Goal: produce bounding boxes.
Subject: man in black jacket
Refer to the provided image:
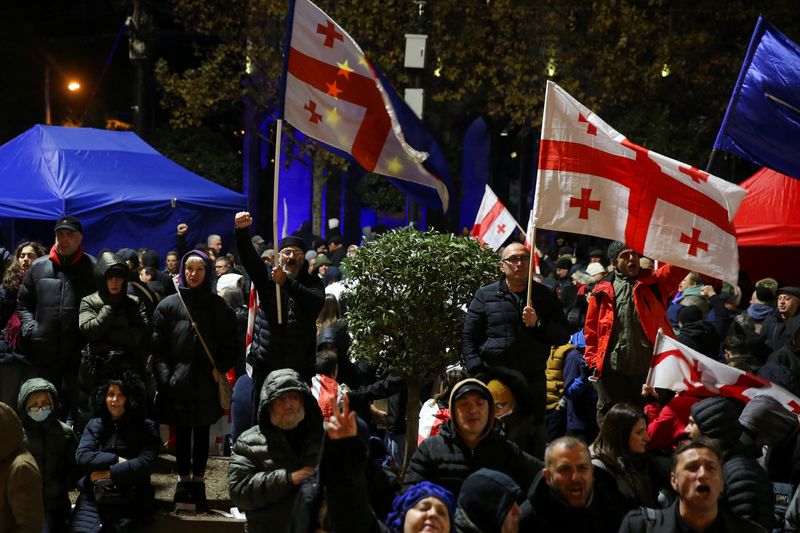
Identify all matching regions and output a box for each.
[520,436,626,533]
[463,242,569,457]
[619,438,764,533]
[18,216,96,416]
[234,212,325,423]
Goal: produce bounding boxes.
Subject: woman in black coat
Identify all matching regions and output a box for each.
[152,250,238,509]
[70,371,160,532]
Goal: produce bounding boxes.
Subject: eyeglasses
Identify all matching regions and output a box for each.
[502,255,530,265]
[280,248,304,257]
[28,404,52,412]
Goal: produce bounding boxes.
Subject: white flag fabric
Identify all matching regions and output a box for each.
[533,81,747,283]
[471,185,517,251]
[648,331,800,414]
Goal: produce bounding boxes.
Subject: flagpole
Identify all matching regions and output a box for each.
[645,328,664,389]
[526,224,536,307]
[273,119,284,324]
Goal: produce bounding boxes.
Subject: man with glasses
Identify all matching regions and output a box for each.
[463,242,569,458]
[233,212,325,423]
[584,241,686,424]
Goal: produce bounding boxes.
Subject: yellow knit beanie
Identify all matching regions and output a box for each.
[486,379,515,406]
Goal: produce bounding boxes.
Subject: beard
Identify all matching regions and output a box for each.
[270,404,306,430]
[279,259,300,280]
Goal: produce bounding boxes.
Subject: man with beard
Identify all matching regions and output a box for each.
[234,212,325,422]
[618,438,764,532]
[228,368,324,533]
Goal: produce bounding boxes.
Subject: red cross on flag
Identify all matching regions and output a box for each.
[532,81,747,283]
[282,0,449,210]
[471,185,518,251]
[648,331,800,414]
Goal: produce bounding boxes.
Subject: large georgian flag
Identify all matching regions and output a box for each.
[533,81,747,283]
[283,0,450,211]
[648,331,800,414]
[471,185,518,251]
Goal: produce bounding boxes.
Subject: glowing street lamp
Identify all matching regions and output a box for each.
[67,81,81,92]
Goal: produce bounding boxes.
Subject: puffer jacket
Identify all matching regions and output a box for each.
[404,379,539,497]
[463,278,569,418]
[0,401,43,533]
[584,264,686,377]
[723,454,776,531]
[235,229,325,380]
[16,378,77,519]
[545,343,572,410]
[71,412,160,531]
[17,246,96,383]
[228,368,324,533]
[78,253,150,422]
[152,250,238,427]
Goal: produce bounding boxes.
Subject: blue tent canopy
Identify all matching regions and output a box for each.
[0,125,247,259]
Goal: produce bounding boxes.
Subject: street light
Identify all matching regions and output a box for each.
[67,81,81,92]
[44,64,82,125]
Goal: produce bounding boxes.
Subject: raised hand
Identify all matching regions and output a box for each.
[235,211,253,229]
[327,394,357,440]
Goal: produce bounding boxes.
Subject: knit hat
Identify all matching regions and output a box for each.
[586,263,605,277]
[690,396,743,443]
[385,481,455,531]
[739,395,800,446]
[678,305,704,325]
[558,246,572,257]
[607,241,627,263]
[457,469,521,533]
[279,235,306,251]
[486,379,515,407]
[555,257,573,270]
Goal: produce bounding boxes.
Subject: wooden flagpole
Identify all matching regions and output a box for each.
[526,224,536,307]
[273,119,284,324]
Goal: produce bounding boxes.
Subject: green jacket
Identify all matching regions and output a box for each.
[0,402,43,533]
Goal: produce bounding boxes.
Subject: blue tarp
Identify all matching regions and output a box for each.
[0,125,247,259]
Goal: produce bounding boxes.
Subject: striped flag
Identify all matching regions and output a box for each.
[244,285,259,378]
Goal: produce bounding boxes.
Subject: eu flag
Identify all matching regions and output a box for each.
[714,17,800,180]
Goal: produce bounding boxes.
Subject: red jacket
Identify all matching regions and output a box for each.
[584,264,686,377]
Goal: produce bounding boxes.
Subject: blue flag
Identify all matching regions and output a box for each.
[714,17,800,180]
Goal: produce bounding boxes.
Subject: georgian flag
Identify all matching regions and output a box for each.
[648,331,800,414]
[283,0,450,211]
[532,81,747,283]
[471,185,517,251]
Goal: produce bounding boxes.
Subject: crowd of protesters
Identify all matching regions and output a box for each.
[1,214,800,533]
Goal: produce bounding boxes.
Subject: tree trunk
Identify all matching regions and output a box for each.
[402,377,422,475]
[312,152,326,237]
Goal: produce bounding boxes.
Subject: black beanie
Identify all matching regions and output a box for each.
[678,305,704,325]
[691,397,743,443]
[279,235,306,251]
[607,241,627,263]
[457,468,521,532]
[555,257,573,270]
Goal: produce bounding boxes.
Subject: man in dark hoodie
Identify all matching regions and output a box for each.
[759,316,800,397]
[455,468,522,533]
[17,215,96,417]
[404,378,539,497]
[228,368,324,533]
[234,212,325,418]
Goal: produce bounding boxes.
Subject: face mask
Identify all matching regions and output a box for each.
[28,407,51,422]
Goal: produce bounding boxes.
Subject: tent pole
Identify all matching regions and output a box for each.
[273,119,284,324]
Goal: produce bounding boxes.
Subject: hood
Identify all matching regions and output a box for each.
[257,368,320,430]
[448,378,495,442]
[570,328,586,349]
[747,303,777,321]
[0,402,24,461]
[17,377,58,418]
[739,394,799,447]
[177,250,213,291]
[94,251,129,297]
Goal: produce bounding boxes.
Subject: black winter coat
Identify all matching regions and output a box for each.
[463,278,569,417]
[403,419,539,497]
[17,248,96,382]
[677,319,721,359]
[235,229,325,379]
[152,286,238,427]
[618,501,765,533]
[71,415,160,531]
[519,467,626,533]
[723,453,775,530]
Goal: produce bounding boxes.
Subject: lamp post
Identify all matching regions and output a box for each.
[44,64,82,126]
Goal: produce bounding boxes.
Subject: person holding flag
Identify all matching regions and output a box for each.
[584,242,686,424]
[462,242,569,458]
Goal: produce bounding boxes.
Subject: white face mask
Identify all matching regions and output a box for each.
[27,407,51,423]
